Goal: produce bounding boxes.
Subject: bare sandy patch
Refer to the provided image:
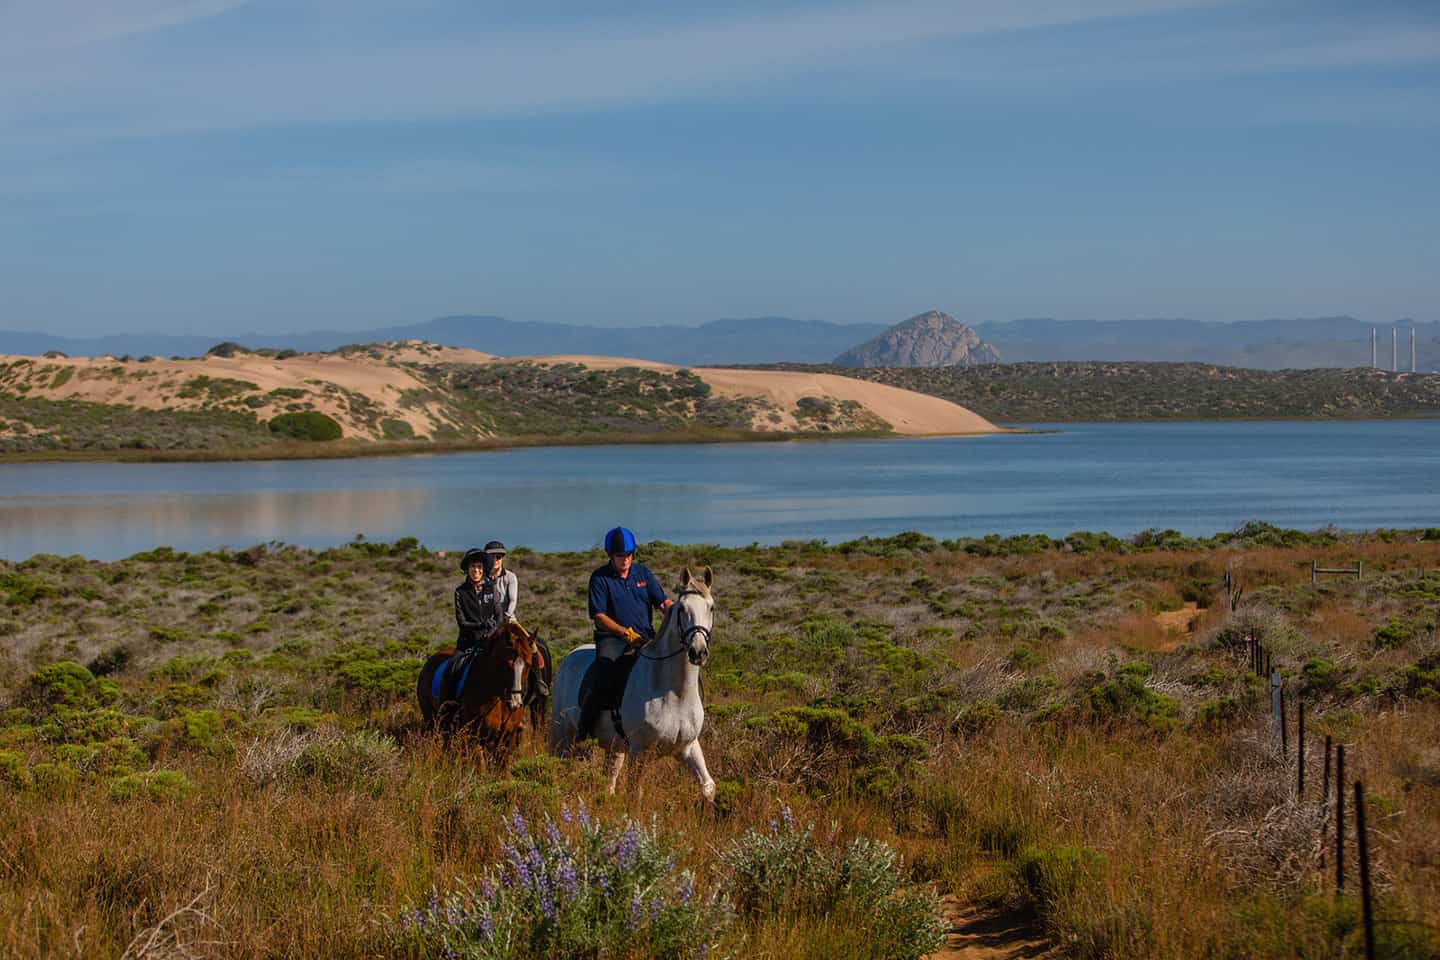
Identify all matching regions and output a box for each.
[510,354,1000,435]
[0,349,466,441]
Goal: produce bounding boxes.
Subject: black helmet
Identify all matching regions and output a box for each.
[459,547,487,571]
[483,540,507,557]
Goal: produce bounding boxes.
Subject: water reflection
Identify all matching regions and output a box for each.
[0,487,433,558]
[2,421,1438,560]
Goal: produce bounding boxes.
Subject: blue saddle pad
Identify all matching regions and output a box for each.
[431,653,478,701]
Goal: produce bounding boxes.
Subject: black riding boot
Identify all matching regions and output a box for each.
[529,639,552,700]
[576,688,601,741]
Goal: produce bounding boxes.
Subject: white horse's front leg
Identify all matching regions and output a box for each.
[604,747,626,795]
[679,740,716,803]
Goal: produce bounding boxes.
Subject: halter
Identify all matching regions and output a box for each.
[636,589,712,662]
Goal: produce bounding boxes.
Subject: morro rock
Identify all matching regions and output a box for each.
[834,310,1002,367]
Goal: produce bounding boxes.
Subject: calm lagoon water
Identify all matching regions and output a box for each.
[1,421,1438,560]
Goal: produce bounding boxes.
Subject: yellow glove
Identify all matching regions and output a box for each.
[622,627,642,646]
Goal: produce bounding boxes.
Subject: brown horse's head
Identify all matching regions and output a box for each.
[491,621,542,710]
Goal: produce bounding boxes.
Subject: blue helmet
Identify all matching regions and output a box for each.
[604,526,637,555]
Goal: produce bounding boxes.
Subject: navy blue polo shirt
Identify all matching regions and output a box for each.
[588,560,667,642]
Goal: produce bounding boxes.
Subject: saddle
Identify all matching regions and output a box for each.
[578,654,638,739]
[431,647,481,702]
[432,637,553,705]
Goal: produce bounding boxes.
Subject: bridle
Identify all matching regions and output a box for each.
[490,623,541,699]
[637,588,712,662]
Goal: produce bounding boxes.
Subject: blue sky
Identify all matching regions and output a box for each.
[2,0,1437,336]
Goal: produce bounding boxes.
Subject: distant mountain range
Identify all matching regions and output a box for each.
[0,315,887,366]
[2,313,1435,371]
[972,316,1438,370]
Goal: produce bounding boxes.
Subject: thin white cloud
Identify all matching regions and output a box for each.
[0,0,251,52]
[227,157,623,195]
[0,0,1223,144]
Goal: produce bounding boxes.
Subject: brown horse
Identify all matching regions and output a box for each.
[416,621,549,765]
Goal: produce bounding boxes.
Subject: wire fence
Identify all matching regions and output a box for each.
[1245,628,1381,959]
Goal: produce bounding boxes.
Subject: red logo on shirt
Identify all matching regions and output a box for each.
[637,581,647,587]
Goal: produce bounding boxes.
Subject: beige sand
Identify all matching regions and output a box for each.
[509,354,999,435]
[0,341,478,440]
[3,342,999,443]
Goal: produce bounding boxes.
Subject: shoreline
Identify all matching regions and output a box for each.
[4,524,1437,566]
[0,425,1018,466]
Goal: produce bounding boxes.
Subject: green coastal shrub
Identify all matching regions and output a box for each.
[268,411,342,441]
[0,750,30,788]
[1402,654,1440,701]
[1373,616,1417,650]
[380,417,415,440]
[110,769,195,802]
[1081,663,1178,730]
[719,806,945,960]
[1013,843,1106,909]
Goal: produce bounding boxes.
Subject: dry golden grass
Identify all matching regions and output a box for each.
[1,534,1438,958]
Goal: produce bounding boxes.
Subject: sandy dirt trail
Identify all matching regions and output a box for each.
[927,897,1058,960]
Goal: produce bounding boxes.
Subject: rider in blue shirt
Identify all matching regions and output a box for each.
[579,526,672,738]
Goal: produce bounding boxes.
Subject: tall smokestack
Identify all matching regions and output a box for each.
[1412,328,1417,373]
[1371,328,1376,368]
[1393,328,1398,372]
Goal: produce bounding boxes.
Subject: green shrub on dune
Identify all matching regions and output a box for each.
[268,411,343,441]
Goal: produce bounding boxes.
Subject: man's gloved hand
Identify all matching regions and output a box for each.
[622,626,642,646]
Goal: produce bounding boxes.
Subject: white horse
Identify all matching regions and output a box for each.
[550,566,716,802]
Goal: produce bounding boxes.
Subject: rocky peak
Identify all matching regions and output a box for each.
[833,310,1001,368]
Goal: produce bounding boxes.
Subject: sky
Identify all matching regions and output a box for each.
[1,0,1438,336]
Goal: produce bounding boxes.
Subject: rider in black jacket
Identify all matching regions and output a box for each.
[454,542,517,653]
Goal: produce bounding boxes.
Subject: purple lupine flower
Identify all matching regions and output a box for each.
[428,890,440,913]
[615,824,640,867]
[480,878,495,900]
[561,802,573,825]
[478,912,493,941]
[678,875,694,904]
[510,807,529,839]
[557,857,579,899]
[501,843,519,865]
[577,799,591,829]
[780,804,794,831]
[628,892,644,931]
[649,897,664,920]
[768,818,778,835]
[513,856,533,890]
[546,819,563,845]
[540,884,557,922]
[599,871,612,894]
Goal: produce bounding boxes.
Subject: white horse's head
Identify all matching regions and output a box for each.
[675,566,714,666]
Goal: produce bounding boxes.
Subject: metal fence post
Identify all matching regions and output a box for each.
[1356,781,1376,960]
[1270,671,1284,755]
[1297,702,1305,796]
[1320,736,1332,868]
[1335,745,1346,893]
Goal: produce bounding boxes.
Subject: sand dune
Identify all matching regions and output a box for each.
[0,341,483,440]
[2,342,999,443]
[508,355,999,435]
